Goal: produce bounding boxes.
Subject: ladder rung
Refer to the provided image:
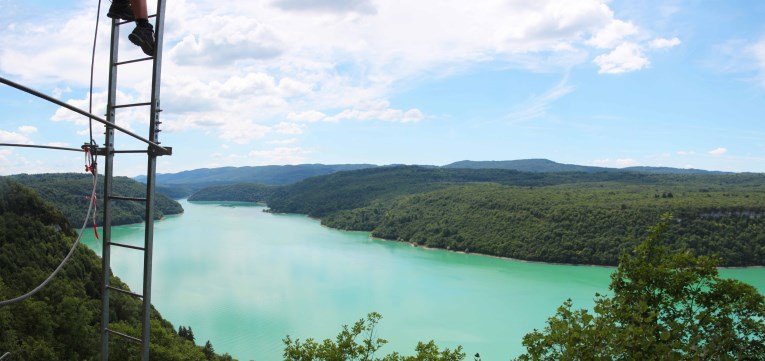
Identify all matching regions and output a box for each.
[116,14,157,26]
[113,102,151,109]
[109,195,147,202]
[115,56,154,66]
[108,242,145,251]
[113,150,149,154]
[106,328,142,343]
[106,285,143,298]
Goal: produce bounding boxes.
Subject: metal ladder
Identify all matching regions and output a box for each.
[99,1,169,360]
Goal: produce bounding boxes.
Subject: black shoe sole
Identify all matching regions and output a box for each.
[107,11,135,21]
[128,33,155,56]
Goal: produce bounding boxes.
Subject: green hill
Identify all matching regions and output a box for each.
[324,183,765,266]
[444,159,726,174]
[9,173,184,227]
[188,183,275,202]
[265,165,739,217]
[0,179,233,360]
[137,164,377,198]
[263,166,765,266]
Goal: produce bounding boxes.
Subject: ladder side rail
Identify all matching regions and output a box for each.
[100,17,121,361]
[141,1,167,359]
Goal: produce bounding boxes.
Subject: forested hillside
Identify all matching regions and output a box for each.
[265,166,765,266]
[0,179,233,360]
[265,165,684,217]
[9,173,183,227]
[188,183,275,202]
[443,159,724,174]
[137,164,377,198]
[323,183,765,266]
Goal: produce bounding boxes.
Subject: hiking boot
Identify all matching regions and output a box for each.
[107,0,134,21]
[128,23,156,56]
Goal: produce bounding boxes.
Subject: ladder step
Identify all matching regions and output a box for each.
[113,102,151,109]
[115,56,154,66]
[116,14,157,26]
[106,328,142,343]
[113,150,149,154]
[106,285,143,298]
[109,195,147,202]
[108,242,146,251]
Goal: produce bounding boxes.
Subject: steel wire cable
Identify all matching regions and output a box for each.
[0,0,104,307]
[0,165,99,306]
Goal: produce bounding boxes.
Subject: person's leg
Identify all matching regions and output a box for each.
[128,0,155,56]
[129,0,149,20]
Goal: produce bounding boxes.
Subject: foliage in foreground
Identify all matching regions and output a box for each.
[0,179,232,360]
[283,313,465,361]
[517,214,765,360]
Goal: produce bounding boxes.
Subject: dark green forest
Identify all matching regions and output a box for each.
[188,183,275,202]
[444,159,727,174]
[8,173,184,227]
[193,166,765,266]
[0,179,233,360]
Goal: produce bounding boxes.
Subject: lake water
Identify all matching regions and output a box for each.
[80,200,765,360]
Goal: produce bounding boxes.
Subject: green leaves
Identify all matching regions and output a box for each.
[517,215,765,360]
[284,313,465,361]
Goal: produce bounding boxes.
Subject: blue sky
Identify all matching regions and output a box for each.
[1,0,764,176]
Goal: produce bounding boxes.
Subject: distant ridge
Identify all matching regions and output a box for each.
[444,159,730,174]
[136,163,377,197]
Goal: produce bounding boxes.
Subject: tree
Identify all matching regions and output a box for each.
[178,325,195,343]
[203,340,215,360]
[518,214,765,360]
[283,312,465,361]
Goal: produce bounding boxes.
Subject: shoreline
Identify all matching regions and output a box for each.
[256,203,765,270]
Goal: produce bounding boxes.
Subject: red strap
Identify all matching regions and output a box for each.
[84,147,99,239]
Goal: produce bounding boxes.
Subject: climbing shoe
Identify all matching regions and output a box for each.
[128,23,156,56]
[107,0,134,21]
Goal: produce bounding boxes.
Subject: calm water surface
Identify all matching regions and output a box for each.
[81,200,765,360]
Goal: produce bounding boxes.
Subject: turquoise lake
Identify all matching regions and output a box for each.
[81,200,765,360]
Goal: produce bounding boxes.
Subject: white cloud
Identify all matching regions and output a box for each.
[708,147,727,156]
[218,121,272,144]
[274,122,305,135]
[287,110,327,123]
[18,125,37,134]
[169,16,284,66]
[593,42,649,74]
[751,38,765,86]
[1,0,680,147]
[272,0,376,14]
[0,129,32,144]
[249,146,311,164]
[324,100,425,123]
[289,101,425,123]
[676,150,695,156]
[586,19,638,49]
[593,158,639,167]
[650,37,681,49]
[507,76,574,122]
[268,138,299,145]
